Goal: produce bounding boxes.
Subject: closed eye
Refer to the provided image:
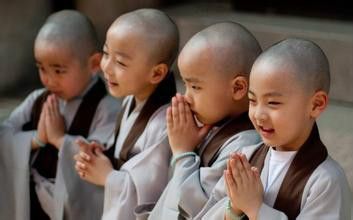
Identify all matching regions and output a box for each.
[268,101,281,105]
[54,69,67,74]
[191,85,201,90]
[116,60,127,67]
[103,50,109,56]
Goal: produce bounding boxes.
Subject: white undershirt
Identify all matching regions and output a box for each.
[114,97,147,158]
[264,147,297,206]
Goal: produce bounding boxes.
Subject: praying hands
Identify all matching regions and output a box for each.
[225,153,263,220]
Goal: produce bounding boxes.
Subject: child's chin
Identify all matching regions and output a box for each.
[262,138,279,147]
[109,90,124,98]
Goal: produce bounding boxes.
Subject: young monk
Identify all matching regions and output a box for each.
[0,10,119,220]
[144,22,262,220]
[73,8,179,220]
[201,38,352,220]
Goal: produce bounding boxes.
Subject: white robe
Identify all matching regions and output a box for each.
[101,96,172,220]
[197,143,353,220]
[146,125,261,220]
[0,77,119,220]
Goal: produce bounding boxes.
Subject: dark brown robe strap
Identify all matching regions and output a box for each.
[23,78,107,220]
[201,112,254,167]
[107,71,176,170]
[24,77,107,178]
[249,123,328,220]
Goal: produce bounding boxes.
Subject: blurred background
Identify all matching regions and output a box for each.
[1,0,353,189]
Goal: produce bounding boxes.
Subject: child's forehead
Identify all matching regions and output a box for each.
[250,62,304,94]
[35,40,81,64]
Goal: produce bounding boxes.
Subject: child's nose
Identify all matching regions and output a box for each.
[101,57,113,76]
[44,74,56,88]
[254,107,267,122]
[183,89,193,105]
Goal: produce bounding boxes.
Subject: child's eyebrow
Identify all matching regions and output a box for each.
[248,90,283,97]
[184,77,202,83]
[114,51,131,60]
[50,64,66,68]
[263,92,283,97]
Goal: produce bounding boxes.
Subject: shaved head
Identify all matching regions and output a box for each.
[253,38,330,93]
[35,10,98,63]
[179,22,262,78]
[110,8,179,66]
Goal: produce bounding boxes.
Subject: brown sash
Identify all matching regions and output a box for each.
[23,78,107,220]
[22,78,107,178]
[249,123,328,220]
[201,112,254,167]
[105,71,176,170]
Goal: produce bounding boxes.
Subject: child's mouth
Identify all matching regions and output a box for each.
[107,80,119,87]
[259,125,275,137]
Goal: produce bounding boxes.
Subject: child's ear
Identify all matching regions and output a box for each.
[150,63,169,84]
[310,90,328,119]
[88,52,103,75]
[231,75,248,101]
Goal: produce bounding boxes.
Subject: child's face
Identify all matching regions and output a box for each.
[34,40,92,100]
[178,53,237,125]
[100,26,155,100]
[248,62,314,150]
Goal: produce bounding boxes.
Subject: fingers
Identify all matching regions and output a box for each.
[184,99,195,123]
[77,151,91,162]
[78,171,86,178]
[91,141,104,151]
[167,106,173,131]
[75,160,88,179]
[224,170,232,196]
[225,160,237,196]
[171,97,179,126]
[229,154,245,186]
[46,95,54,119]
[51,95,60,117]
[94,147,103,156]
[251,166,260,179]
[46,95,60,118]
[239,154,252,180]
[75,138,91,152]
[176,93,187,124]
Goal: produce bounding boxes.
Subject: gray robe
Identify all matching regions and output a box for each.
[146,126,261,220]
[197,143,353,220]
[0,78,119,220]
[101,96,172,220]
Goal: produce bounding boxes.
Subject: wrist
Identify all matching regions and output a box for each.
[52,135,64,149]
[227,199,244,217]
[32,132,46,149]
[246,203,261,220]
[172,149,191,156]
[170,151,197,168]
[100,168,114,186]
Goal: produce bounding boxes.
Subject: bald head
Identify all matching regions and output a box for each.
[254,38,330,93]
[110,8,179,66]
[179,22,262,78]
[35,10,98,63]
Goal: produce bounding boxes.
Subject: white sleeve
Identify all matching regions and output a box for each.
[0,89,45,220]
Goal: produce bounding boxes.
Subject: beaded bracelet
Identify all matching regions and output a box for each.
[33,132,46,148]
[170,152,197,168]
[226,199,246,220]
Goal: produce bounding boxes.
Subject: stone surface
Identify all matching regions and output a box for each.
[164,3,353,103]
